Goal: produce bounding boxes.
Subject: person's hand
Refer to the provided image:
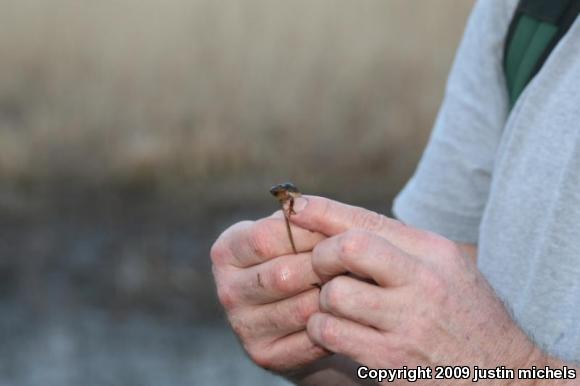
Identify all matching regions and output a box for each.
[210,212,330,374]
[288,196,544,382]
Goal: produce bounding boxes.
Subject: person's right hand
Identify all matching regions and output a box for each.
[210,212,330,373]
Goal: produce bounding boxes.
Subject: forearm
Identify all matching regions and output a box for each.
[283,355,376,386]
[489,341,579,386]
[456,243,580,385]
[530,354,579,386]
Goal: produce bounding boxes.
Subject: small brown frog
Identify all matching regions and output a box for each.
[269,182,302,254]
[270,183,321,289]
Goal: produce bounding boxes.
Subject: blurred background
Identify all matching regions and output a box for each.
[0,1,474,385]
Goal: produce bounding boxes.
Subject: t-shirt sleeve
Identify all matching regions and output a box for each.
[392,0,516,243]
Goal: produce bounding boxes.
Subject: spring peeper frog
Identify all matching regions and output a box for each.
[269,182,302,254]
[270,183,321,289]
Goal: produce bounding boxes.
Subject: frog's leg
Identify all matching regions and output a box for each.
[285,213,297,254]
[288,197,296,215]
[281,202,297,254]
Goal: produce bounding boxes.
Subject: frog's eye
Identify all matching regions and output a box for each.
[283,183,299,192]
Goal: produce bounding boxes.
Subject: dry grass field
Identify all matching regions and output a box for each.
[0,1,475,384]
[0,0,473,208]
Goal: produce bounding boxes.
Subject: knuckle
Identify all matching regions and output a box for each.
[228,313,249,340]
[270,261,295,293]
[211,220,253,266]
[354,210,386,232]
[338,230,369,258]
[210,238,230,266]
[216,282,238,310]
[292,294,318,325]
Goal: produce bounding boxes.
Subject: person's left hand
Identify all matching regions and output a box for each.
[288,195,544,381]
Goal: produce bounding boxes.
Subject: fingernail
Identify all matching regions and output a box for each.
[306,313,325,342]
[293,197,308,212]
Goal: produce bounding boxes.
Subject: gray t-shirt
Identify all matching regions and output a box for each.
[393,0,580,363]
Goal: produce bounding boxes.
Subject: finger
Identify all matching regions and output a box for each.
[223,252,322,305]
[213,217,325,268]
[307,312,387,368]
[250,330,330,372]
[319,275,403,331]
[289,195,432,257]
[228,288,319,341]
[268,209,286,220]
[312,230,419,287]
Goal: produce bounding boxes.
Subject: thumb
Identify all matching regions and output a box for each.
[290,195,402,238]
[291,195,445,263]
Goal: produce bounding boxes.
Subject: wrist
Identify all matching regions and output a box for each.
[516,345,549,386]
[512,345,578,386]
[533,355,578,386]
